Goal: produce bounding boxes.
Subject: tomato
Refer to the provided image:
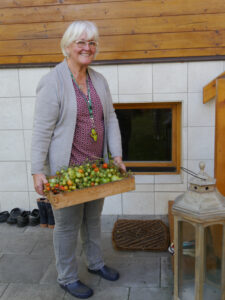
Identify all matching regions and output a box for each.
[92,163,97,169]
[102,163,108,169]
[67,180,73,186]
[94,167,99,172]
[78,169,84,174]
[91,182,95,186]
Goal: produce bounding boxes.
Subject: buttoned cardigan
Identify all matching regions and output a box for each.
[31,59,122,176]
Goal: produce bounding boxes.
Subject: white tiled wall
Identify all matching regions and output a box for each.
[0,61,224,214]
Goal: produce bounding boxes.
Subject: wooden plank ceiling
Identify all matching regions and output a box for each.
[0,0,225,65]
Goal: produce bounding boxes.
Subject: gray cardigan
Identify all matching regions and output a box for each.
[31,59,122,176]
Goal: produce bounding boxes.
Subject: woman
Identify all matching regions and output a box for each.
[31,21,126,299]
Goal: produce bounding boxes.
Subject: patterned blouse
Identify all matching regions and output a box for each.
[69,74,104,166]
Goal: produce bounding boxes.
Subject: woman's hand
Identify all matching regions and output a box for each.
[33,173,48,196]
[113,156,126,173]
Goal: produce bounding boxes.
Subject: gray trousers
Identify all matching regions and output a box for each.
[52,198,104,285]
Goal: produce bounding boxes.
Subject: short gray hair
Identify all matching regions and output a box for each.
[61,21,99,57]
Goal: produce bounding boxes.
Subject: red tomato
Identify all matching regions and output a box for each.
[92,163,97,169]
[94,167,99,172]
[102,163,108,169]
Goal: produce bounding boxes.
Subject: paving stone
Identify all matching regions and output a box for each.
[161,256,174,287]
[30,239,54,257]
[98,256,160,288]
[0,254,52,283]
[40,257,100,287]
[0,283,65,300]
[0,223,26,234]
[0,232,38,254]
[0,284,8,297]
[101,215,118,233]
[129,287,174,300]
[64,286,129,300]
[24,226,53,240]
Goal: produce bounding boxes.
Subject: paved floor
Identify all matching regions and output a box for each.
[0,215,174,300]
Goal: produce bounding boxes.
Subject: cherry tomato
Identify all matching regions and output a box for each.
[94,167,99,172]
[92,163,97,169]
[102,163,108,169]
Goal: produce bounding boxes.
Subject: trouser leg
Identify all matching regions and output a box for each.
[52,204,84,285]
[80,198,105,270]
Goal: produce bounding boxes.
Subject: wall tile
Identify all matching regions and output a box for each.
[153,93,187,127]
[0,162,28,191]
[102,194,122,215]
[153,63,187,93]
[0,69,20,97]
[111,94,119,103]
[91,65,118,95]
[0,131,25,161]
[182,127,188,160]
[19,68,50,97]
[188,61,223,92]
[187,159,215,178]
[122,192,154,214]
[29,192,42,210]
[188,93,215,126]
[0,98,23,129]
[188,127,214,159]
[26,162,34,191]
[118,64,152,94]
[135,184,154,192]
[155,192,183,215]
[155,182,187,192]
[24,130,32,161]
[155,174,183,184]
[134,175,154,184]
[119,94,153,103]
[21,98,36,129]
[0,192,29,211]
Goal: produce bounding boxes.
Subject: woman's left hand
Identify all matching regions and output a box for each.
[113,156,126,173]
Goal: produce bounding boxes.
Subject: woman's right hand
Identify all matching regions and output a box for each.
[32,173,48,195]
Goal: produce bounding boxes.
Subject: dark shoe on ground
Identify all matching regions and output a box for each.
[17,211,31,227]
[60,280,93,299]
[7,208,22,225]
[88,265,119,281]
[46,202,55,229]
[37,198,48,228]
[29,209,40,226]
[0,211,10,223]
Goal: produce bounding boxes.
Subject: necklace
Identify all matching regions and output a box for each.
[70,71,98,142]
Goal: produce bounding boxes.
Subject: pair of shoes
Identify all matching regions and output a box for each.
[0,211,10,223]
[17,211,30,227]
[16,210,40,227]
[88,265,119,281]
[7,208,22,225]
[60,280,93,299]
[37,198,55,228]
[29,209,40,226]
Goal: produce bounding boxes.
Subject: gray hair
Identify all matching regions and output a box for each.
[61,21,99,57]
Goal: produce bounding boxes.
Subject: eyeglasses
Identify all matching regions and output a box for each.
[75,40,98,49]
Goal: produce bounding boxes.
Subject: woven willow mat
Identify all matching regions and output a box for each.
[112,219,170,251]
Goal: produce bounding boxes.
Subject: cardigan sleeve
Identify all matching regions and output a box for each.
[103,78,123,158]
[31,71,60,174]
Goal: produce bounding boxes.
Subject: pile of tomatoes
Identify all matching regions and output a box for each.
[44,160,127,195]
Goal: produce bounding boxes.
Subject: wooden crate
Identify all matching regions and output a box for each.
[48,175,135,209]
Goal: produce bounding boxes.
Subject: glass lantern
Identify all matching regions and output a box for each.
[172,162,225,300]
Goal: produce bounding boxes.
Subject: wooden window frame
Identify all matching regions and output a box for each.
[113,102,181,174]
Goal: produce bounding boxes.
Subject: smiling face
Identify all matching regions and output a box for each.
[66,32,97,68]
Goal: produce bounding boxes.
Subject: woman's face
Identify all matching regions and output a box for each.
[66,32,97,67]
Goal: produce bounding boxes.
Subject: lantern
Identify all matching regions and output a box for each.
[172,162,225,300]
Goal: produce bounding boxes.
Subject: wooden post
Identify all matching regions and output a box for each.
[195,224,205,300]
[215,78,225,196]
[222,224,225,300]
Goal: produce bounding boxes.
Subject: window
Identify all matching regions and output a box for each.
[114,102,181,173]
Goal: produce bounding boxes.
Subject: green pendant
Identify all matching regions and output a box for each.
[91,128,98,142]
